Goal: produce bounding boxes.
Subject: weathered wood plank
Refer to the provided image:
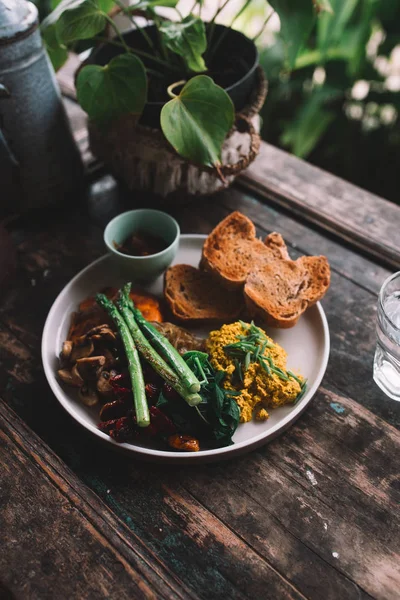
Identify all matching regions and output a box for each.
[1,162,400,600]
[0,394,307,600]
[240,143,400,270]
[3,328,397,600]
[0,400,194,600]
[0,283,399,599]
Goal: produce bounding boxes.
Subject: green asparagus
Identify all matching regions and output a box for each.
[124,285,201,394]
[96,294,150,427]
[117,286,201,407]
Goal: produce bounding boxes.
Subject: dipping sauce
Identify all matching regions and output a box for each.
[114,230,167,257]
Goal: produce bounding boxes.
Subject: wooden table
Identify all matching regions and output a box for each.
[1,70,400,599]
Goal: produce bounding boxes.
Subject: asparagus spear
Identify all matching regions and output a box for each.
[117,287,201,407]
[96,294,150,427]
[122,284,201,394]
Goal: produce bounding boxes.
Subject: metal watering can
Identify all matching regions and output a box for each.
[0,0,84,214]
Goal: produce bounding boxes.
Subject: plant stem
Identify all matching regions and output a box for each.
[208,0,252,63]
[229,0,252,28]
[167,80,186,98]
[252,9,274,42]
[206,0,231,59]
[104,14,131,52]
[210,0,231,24]
[94,35,180,72]
[188,0,199,15]
[151,10,170,62]
[113,0,160,58]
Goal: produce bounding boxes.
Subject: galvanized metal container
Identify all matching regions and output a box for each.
[0,0,84,214]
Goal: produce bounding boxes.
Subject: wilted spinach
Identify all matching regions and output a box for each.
[157,351,240,448]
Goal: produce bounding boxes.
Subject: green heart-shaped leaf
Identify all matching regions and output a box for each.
[269,0,316,69]
[160,75,234,168]
[160,16,207,72]
[76,53,147,125]
[42,0,86,30]
[42,23,68,71]
[56,0,106,43]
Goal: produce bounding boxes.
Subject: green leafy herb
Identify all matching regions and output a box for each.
[160,16,207,72]
[76,53,147,126]
[224,321,304,394]
[293,379,308,404]
[157,351,240,447]
[160,75,234,170]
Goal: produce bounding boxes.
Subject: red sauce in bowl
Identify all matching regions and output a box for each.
[114,230,167,257]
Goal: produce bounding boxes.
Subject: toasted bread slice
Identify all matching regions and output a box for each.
[244,256,331,328]
[164,264,244,323]
[201,212,289,290]
[263,231,291,260]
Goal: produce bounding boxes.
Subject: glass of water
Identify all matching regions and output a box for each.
[374,271,400,400]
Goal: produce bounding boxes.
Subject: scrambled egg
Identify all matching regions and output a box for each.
[206,322,302,423]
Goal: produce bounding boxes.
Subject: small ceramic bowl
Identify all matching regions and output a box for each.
[104,209,180,281]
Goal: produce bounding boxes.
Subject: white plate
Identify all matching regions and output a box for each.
[42,234,330,463]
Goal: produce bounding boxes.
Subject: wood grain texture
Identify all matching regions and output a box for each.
[0,400,193,600]
[1,178,400,599]
[240,143,400,270]
[2,100,400,599]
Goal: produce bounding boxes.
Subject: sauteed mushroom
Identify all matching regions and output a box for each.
[70,339,94,362]
[71,364,84,387]
[76,356,106,380]
[60,340,73,363]
[102,348,116,369]
[57,368,80,387]
[78,386,99,406]
[96,370,113,397]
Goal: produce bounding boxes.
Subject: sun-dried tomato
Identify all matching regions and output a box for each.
[149,406,176,435]
[162,383,180,402]
[99,399,127,421]
[145,382,160,403]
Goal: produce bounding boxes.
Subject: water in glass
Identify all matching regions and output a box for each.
[374,272,400,401]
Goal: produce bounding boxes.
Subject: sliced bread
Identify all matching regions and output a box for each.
[244,255,331,328]
[201,212,286,290]
[164,264,244,323]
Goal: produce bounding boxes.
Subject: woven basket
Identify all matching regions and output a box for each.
[88,66,267,198]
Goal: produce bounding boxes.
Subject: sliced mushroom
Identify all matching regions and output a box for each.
[96,370,113,397]
[58,368,81,387]
[78,386,99,406]
[60,341,73,364]
[70,339,94,362]
[71,364,84,387]
[88,324,116,343]
[101,348,116,369]
[76,355,106,381]
[76,324,116,346]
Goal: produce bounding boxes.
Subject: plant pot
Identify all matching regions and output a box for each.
[85,24,259,128]
[84,24,266,198]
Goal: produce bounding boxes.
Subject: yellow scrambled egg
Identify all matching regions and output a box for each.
[206,322,302,423]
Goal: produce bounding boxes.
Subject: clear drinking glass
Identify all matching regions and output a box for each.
[374,271,400,400]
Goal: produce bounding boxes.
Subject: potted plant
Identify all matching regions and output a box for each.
[41,0,330,197]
